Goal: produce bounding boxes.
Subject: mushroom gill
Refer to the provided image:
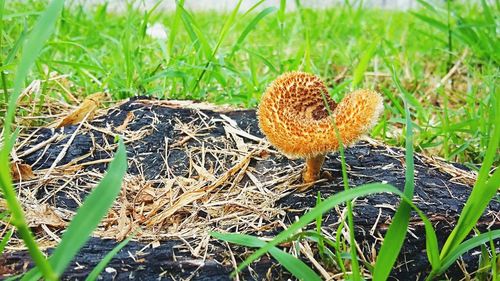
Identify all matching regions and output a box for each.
[258,71,383,185]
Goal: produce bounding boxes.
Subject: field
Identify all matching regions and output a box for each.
[0,0,499,280]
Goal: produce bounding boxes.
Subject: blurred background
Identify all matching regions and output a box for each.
[80,0,421,11]
[2,0,498,167]
[77,0,486,11]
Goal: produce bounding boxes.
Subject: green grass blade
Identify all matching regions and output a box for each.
[21,139,127,280]
[440,92,500,258]
[4,0,64,138]
[0,227,14,253]
[278,0,286,22]
[49,139,127,274]
[438,230,500,275]
[211,232,322,281]
[241,0,266,17]
[440,167,500,260]
[178,5,216,94]
[179,6,212,61]
[490,238,497,280]
[243,48,278,73]
[315,192,325,261]
[416,0,438,13]
[376,75,440,274]
[85,233,135,281]
[167,0,184,63]
[0,0,4,34]
[480,0,495,28]
[381,87,404,116]
[191,0,245,93]
[339,145,361,279]
[334,220,347,275]
[373,79,420,280]
[474,92,499,190]
[0,0,4,101]
[352,41,377,88]
[0,1,65,279]
[389,65,426,122]
[323,89,361,280]
[230,7,277,56]
[233,183,401,274]
[232,182,441,277]
[411,12,448,33]
[214,0,242,54]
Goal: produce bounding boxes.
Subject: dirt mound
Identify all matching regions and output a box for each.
[1,98,498,280]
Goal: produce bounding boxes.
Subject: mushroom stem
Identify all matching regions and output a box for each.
[303,154,326,183]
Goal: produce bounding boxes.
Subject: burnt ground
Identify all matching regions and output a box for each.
[1,98,499,280]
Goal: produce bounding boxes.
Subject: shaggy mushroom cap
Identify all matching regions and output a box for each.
[258,71,383,159]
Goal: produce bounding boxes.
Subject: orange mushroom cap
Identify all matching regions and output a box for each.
[258,72,383,159]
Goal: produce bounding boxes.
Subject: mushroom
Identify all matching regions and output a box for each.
[257,71,383,186]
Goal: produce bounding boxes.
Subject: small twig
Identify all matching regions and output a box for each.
[370,208,382,236]
[226,241,241,281]
[43,113,90,179]
[17,133,60,158]
[300,240,332,280]
[54,78,78,103]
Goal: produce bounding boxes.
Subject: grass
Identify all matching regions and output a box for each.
[1,1,129,279]
[373,71,417,280]
[0,0,497,167]
[0,0,499,280]
[1,0,66,279]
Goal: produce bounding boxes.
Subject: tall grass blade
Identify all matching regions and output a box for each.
[244,48,278,73]
[337,132,361,280]
[49,139,127,274]
[22,139,128,279]
[211,232,322,281]
[278,0,286,22]
[233,182,440,276]
[214,0,242,54]
[411,13,448,33]
[179,6,212,60]
[0,0,4,38]
[490,238,497,280]
[315,192,326,261]
[322,89,360,280]
[373,68,435,280]
[277,0,286,72]
[352,41,377,88]
[438,230,500,276]
[5,28,28,65]
[241,0,266,17]
[167,0,185,63]
[0,1,65,279]
[389,65,426,122]
[480,0,495,31]
[0,0,5,101]
[178,5,214,94]
[3,0,64,138]
[440,92,500,258]
[191,0,245,93]
[230,7,277,56]
[0,228,14,254]
[439,168,500,261]
[414,1,498,63]
[416,0,438,13]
